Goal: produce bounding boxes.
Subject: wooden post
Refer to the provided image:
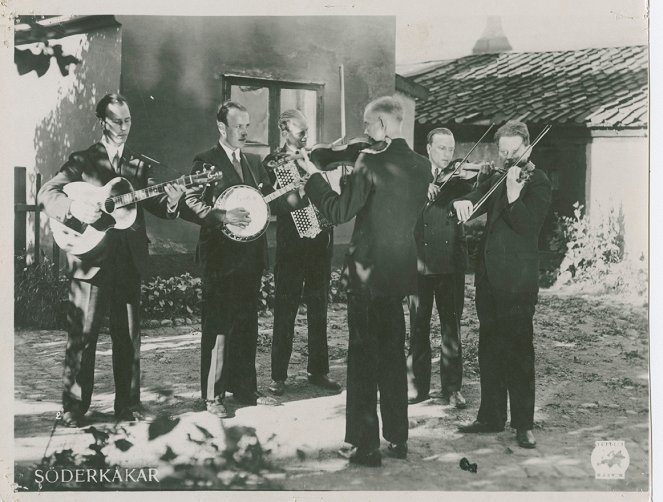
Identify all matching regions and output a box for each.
[14,167,26,257]
[34,173,41,264]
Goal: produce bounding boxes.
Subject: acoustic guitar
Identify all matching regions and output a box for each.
[49,166,221,261]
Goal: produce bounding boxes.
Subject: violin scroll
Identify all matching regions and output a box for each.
[503,159,536,183]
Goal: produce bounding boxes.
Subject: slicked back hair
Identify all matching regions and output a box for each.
[95,93,129,120]
[217,101,248,126]
[426,127,454,145]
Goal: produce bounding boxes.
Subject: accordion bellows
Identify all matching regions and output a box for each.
[273,160,332,239]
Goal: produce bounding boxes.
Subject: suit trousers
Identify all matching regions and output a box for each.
[200,265,263,401]
[271,244,331,382]
[345,293,409,450]
[475,278,537,430]
[62,241,141,415]
[408,272,465,397]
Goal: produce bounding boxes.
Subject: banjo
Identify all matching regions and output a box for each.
[50,167,221,262]
[214,181,301,242]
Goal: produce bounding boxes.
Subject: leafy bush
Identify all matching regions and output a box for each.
[329,268,349,303]
[141,274,202,320]
[555,203,624,285]
[551,202,645,298]
[14,255,68,329]
[14,258,353,328]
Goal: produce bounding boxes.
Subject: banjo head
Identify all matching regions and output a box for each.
[214,185,270,242]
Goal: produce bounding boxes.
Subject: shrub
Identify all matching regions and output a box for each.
[14,255,68,329]
[555,202,624,285]
[15,261,352,328]
[329,268,349,303]
[552,202,645,298]
[141,273,202,320]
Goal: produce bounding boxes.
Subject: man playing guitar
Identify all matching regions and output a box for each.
[38,93,185,427]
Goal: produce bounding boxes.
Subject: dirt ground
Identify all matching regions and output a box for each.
[13,277,650,493]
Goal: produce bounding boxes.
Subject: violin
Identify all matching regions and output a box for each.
[435,159,500,184]
[451,124,552,222]
[265,136,390,171]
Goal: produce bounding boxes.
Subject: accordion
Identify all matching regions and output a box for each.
[272,160,332,239]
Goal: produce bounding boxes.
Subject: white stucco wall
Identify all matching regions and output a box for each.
[11,26,122,261]
[395,91,416,148]
[586,132,648,260]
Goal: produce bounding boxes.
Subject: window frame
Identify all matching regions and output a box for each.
[220,74,325,150]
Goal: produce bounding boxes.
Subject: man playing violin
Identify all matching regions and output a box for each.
[452,121,552,449]
[408,128,473,408]
[263,110,340,397]
[300,96,430,467]
[38,93,185,427]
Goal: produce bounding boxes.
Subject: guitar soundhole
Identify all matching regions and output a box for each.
[104,198,116,213]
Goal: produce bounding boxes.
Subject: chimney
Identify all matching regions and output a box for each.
[472,16,512,54]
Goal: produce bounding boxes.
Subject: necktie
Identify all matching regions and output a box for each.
[112,152,120,174]
[232,151,244,182]
[433,167,441,182]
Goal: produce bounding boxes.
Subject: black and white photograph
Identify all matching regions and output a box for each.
[2,0,656,499]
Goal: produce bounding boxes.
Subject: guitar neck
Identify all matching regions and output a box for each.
[264,183,299,203]
[111,177,192,208]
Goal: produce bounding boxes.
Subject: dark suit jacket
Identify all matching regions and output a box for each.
[263,146,333,261]
[305,138,430,297]
[182,144,290,275]
[415,174,473,275]
[462,168,552,293]
[38,142,176,280]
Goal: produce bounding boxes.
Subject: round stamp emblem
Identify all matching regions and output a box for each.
[591,440,630,479]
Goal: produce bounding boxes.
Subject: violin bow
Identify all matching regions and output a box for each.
[427,123,495,208]
[460,124,552,222]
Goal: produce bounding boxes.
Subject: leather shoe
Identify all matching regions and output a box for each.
[308,374,341,392]
[516,429,537,448]
[268,380,285,396]
[408,394,430,404]
[114,409,137,422]
[386,442,408,459]
[60,411,83,428]
[457,420,504,433]
[129,403,153,421]
[205,397,229,418]
[349,448,382,467]
[449,391,467,409]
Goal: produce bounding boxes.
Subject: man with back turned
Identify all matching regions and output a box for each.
[300,96,430,466]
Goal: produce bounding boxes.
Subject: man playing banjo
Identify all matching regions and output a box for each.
[183,101,296,417]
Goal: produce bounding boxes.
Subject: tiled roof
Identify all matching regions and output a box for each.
[408,46,648,129]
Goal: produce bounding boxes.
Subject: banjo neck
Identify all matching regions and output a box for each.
[263,182,299,203]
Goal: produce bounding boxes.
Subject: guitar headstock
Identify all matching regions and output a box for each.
[190,164,223,185]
